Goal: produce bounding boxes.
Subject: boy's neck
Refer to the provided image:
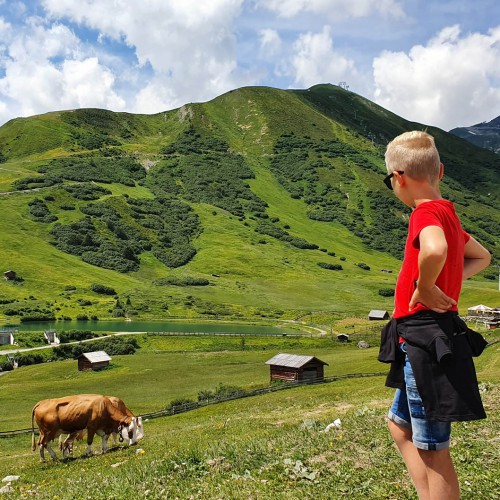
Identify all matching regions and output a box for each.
[407,181,443,208]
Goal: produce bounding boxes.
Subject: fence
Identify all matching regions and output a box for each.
[146,331,307,338]
[0,371,385,438]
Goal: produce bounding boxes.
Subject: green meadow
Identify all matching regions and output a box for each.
[0,84,499,498]
[0,333,499,499]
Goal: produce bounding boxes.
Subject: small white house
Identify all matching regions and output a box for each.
[0,331,15,345]
[44,330,60,345]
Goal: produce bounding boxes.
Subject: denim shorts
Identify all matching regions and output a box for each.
[387,345,451,451]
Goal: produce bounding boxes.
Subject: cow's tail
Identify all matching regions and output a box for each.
[31,405,37,452]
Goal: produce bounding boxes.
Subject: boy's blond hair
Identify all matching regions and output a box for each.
[385,131,441,182]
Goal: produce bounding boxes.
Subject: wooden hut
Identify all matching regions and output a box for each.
[77,351,111,371]
[265,353,328,384]
[368,309,390,321]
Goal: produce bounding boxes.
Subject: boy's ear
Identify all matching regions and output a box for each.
[394,171,405,188]
[439,163,444,180]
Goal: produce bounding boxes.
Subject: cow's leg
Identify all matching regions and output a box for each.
[86,430,96,456]
[37,435,45,461]
[45,441,58,461]
[38,432,58,461]
[96,429,107,454]
[62,437,71,459]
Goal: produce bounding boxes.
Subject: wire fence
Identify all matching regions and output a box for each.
[0,371,385,438]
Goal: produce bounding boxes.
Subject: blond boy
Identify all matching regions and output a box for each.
[381,131,491,500]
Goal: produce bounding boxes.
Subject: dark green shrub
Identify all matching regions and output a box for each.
[318,262,343,271]
[165,398,195,411]
[378,288,395,297]
[58,330,97,343]
[90,284,117,295]
[20,312,56,322]
[17,352,45,366]
[0,360,13,372]
[28,198,58,223]
[155,277,210,286]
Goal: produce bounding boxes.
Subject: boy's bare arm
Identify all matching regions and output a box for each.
[463,236,491,280]
[409,225,457,313]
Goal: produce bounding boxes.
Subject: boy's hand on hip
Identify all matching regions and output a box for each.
[409,285,457,313]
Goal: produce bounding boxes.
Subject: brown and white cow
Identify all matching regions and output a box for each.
[31,394,141,461]
[58,396,144,456]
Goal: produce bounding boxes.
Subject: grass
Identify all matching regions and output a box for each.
[0,334,498,499]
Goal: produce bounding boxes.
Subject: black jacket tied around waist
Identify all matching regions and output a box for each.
[378,311,487,422]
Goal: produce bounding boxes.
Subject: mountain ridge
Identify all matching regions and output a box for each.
[450,115,500,155]
[0,84,498,323]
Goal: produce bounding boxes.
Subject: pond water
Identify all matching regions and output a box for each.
[2,319,299,335]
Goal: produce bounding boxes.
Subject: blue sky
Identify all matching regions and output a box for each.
[0,0,499,129]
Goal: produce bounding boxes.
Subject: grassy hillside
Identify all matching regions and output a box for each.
[0,85,498,325]
[0,334,499,499]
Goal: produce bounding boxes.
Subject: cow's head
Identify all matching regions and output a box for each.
[118,417,142,445]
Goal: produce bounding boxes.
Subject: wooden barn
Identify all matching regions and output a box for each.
[266,353,328,384]
[77,351,111,371]
[368,309,390,321]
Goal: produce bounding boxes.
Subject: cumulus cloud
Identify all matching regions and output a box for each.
[41,0,249,111]
[255,0,404,20]
[285,26,359,89]
[0,16,125,122]
[373,25,500,129]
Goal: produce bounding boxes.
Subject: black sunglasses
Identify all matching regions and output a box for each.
[383,170,405,190]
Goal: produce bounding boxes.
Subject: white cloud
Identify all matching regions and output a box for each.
[40,0,248,111]
[0,17,125,120]
[285,26,359,89]
[373,25,500,129]
[258,28,282,57]
[255,0,404,20]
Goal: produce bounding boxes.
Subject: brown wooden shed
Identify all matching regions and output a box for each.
[77,351,111,371]
[265,353,328,384]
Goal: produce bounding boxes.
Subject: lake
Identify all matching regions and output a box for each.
[2,319,300,335]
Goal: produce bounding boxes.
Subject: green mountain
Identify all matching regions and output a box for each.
[0,84,498,323]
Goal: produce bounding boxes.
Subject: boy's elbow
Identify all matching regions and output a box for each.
[425,243,447,262]
[484,251,492,267]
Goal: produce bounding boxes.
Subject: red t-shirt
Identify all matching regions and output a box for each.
[393,199,470,319]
